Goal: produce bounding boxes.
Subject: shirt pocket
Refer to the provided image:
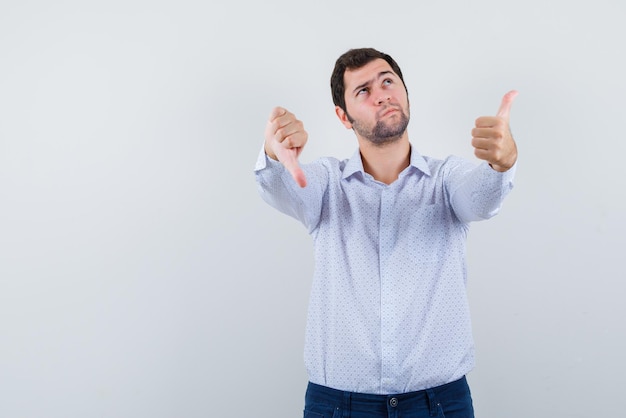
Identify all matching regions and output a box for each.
[405,204,444,263]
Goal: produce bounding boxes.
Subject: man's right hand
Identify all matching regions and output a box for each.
[264,106,308,188]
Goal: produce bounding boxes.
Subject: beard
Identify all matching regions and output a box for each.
[349,106,410,146]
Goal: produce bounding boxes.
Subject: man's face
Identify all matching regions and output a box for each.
[338,58,410,146]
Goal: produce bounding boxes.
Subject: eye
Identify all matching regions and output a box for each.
[382,78,393,86]
[357,87,369,96]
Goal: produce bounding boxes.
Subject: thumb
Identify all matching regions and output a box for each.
[496,90,519,120]
[268,106,287,122]
[277,147,307,188]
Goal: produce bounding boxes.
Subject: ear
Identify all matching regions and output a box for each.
[335,106,353,129]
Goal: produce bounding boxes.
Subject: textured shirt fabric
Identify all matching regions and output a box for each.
[254,145,515,395]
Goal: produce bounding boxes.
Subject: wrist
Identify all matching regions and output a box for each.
[264,143,278,161]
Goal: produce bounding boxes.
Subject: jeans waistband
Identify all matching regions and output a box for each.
[305,376,468,415]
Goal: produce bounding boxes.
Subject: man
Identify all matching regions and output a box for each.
[254,48,517,418]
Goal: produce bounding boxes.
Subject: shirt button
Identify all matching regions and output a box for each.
[389,397,398,407]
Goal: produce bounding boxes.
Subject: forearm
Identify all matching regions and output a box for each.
[254,149,326,231]
[449,160,516,223]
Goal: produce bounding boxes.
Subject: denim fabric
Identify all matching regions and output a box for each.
[303,376,474,418]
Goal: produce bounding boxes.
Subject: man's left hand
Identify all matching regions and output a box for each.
[471,90,518,172]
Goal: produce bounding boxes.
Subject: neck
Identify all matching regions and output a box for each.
[358,136,411,185]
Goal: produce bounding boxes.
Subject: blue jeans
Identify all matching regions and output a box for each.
[303,376,474,418]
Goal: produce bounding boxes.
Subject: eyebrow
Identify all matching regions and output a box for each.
[351,71,395,95]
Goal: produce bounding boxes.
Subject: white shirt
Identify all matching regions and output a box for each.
[254,145,515,394]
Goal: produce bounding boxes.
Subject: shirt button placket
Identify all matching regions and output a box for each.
[379,187,395,392]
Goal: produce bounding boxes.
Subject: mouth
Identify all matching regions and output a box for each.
[379,107,400,118]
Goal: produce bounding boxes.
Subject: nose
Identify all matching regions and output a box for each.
[375,91,391,105]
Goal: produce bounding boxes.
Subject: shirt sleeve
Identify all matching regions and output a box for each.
[445,157,516,224]
[254,145,329,233]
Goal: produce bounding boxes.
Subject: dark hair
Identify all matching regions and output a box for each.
[330,48,407,113]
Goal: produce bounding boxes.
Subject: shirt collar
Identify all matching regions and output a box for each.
[342,145,432,180]
[342,148,366,180]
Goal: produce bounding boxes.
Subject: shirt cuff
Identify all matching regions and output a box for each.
[254,144,284,172]
[494,160,517,183]
[483,160,517,182]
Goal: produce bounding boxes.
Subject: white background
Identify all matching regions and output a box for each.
[1,1,625,417]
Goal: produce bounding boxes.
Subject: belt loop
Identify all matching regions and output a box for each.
[426,389,437,417]
[342,390,351,418]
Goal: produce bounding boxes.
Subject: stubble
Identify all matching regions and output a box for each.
[350,107,410,146]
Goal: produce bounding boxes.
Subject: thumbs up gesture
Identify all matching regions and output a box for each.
[471,90,519,172]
